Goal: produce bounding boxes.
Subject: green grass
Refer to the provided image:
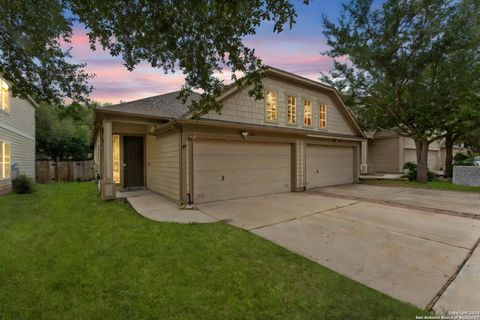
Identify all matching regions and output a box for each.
[0,183,425,319]
[362,179,480,192]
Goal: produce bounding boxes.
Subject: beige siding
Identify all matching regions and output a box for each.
[306,145,354,188]
[368,137,401,173]
[404,138,441,150]
[112,122,146,135]
[404,149,441,170]
[202,77,356,136]
[146,131,180,201]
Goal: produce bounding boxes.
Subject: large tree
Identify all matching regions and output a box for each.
[36,102,96,161]
[322,0,480,182]
[1,0,308,114]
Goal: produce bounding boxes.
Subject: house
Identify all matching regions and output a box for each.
[0,76,37,195]
[93,67,366,204]
[365,130,465,174]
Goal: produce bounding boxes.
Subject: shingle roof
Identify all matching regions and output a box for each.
[98,91,200,119]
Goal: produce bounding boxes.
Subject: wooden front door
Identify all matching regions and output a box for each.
[123,136,144,188]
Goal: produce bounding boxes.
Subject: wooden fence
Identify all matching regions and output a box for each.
[36,160,95,183]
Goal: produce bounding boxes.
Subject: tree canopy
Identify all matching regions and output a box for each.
[36,102,96,160]
[1,0,308,115]
[322,0,480,182]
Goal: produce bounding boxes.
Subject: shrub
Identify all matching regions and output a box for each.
[11,175,35,194]
[402,162,436,181]
[453,152,475,166]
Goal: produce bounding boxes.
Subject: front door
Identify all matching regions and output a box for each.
[123,136,144,188]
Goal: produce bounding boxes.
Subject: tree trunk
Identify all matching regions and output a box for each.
[415,140,429,183]
[444,133,454,178]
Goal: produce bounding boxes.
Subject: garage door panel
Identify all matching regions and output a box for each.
[306,145,354,189]
[194,140,291,203]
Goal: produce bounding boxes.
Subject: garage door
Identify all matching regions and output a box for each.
[404,149,441,170]
[193,140,292,203]
[306,145,354,189]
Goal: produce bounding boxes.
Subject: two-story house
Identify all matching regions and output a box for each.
[93,67,366,204]
[0,76,37,194]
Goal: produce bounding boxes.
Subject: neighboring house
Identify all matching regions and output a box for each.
[93,67,366,204]
[365,130,465,174]
[0,76,37,195]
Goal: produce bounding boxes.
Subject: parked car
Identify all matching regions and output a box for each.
[473,156,480,166]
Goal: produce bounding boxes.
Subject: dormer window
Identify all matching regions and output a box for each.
[265,90,277,122]
[303,99,312,127]
[0,79,9,112]
[319,104,327,128]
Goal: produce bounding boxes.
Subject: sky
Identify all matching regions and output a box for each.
[67,1,376,104]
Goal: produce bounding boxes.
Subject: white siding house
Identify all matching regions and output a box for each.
[0,77,37,194]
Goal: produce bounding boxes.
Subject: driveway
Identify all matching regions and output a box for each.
[312,184,480,216]
[198,191,480,311]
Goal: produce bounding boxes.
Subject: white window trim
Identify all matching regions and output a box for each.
[0,140,11,181]
[319,104,327,129]
[0,79,10,113]
[303,98,313,127]
[286,94,297,126]
[264,89,278,123]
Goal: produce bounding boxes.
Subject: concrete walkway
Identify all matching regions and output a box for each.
[199,192,480,310]
[125,190,216,224]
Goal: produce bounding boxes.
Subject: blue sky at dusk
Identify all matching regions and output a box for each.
[69,1,382,104]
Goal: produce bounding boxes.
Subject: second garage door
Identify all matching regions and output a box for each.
[193,140,292,203]
[306,145,354,189]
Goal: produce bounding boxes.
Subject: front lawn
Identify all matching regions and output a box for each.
[0,183,425,319]
[362,179,480,192]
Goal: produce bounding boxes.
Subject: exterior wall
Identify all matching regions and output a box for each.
[202,77,356,136]
[181,123,361,205]
[367,136,401,173]
[0,94,36,194]
[146,131,180,202]
[453,166,480,187]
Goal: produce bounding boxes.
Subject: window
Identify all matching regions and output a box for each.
[319,104,327,128]
[0,79,9,112]
[0,141,10,179]
[303,99,312,126]
[287,96,296,124]
[265,90,277,121]
[113,135,120,184]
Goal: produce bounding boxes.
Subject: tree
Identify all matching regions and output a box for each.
[36,102,93,161]
[1,0,308,114]
[322,0,480,182]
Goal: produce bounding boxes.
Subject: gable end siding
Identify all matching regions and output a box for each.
[202,77,356,136]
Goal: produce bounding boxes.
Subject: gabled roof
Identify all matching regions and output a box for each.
[97,91,201,119]
[94,66,366,139]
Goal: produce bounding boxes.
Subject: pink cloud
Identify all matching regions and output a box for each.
[67,26,336,104]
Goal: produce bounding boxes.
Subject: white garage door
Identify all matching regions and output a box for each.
[306,145,354,189]
[404,149,441,170]
[193,140,292,203]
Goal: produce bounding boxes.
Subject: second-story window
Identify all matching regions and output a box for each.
[319,104,327,128]
[303,99,312,126]
[0,79,9,112]
[265,90,277,121]
[287,96,296,124]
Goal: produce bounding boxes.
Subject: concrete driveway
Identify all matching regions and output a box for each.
[312,184,480,216]
[198,191,480,311]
